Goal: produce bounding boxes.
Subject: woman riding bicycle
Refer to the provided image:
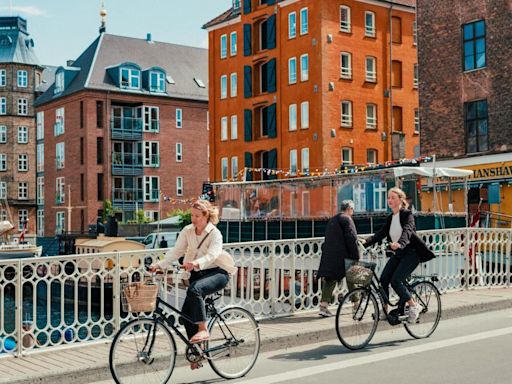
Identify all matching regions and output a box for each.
[150,199,237,367]
[364,187,434,323]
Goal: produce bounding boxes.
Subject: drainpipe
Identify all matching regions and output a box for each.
[388,4,394,162]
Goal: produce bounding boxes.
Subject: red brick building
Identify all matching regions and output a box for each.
[204,0,419,184]
[35,33,209,234]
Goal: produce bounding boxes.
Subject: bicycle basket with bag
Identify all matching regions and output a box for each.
[346,264,373,287]
[121,282,159,313]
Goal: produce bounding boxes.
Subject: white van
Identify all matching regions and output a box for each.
[142,232,178,249]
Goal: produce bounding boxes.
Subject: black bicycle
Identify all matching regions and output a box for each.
[109,271,260,384]
[335,243,442,350]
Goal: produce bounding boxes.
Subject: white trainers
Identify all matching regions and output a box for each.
[319,306,334,317]
[408,303,423,323]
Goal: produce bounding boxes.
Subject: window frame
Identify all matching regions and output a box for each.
[18,154,28,172]
[414,108,420,134]
[220,34,228,59]
[176,108,182,128]
[17,70,28,88]
[289,104,297,131]
[0,125,6,143]
[289,149,297,176]
[18,98,28,116]
[0,97,6,115]
[220,74,228,99]
[230,72,237,97]
[300,54,309,82]
[230,31,238,56]
[120,67,141,89]
[18,181,28,200]
[341,100,353,128]
[288,57,297,84]
[340,5,351,33]
[340,52,352,79]
[463,20,486,71]
[0,69,5,87]
[176,142,183,162]
[231,115,238,140]
[221,157,228,181]
[301,147,309,174]
[366,103,377,129]
[365,11,376,37]
[231,156,238,180]
[288,12,297,39]
[300,7,308,35]
[365,56,377,82]
[341,147,353,165]
[221,116,228,141]
[465,99,488,153]
[176,176,183,196]
[301,101,309,129]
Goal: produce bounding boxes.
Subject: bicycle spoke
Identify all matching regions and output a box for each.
[404,281,442,339]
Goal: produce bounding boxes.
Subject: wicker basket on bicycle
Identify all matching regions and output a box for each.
[121,282,159,313]
[346,263,374,287]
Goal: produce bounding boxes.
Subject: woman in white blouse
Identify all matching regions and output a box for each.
[150,200,236,362]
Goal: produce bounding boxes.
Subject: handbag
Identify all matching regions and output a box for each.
[346,263,373,287]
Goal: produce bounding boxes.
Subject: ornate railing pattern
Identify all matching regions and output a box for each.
[0,228,510,357]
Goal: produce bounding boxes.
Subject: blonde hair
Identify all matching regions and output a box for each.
[192,199,220,225]
[388,187,409,210]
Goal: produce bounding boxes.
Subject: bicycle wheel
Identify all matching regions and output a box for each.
[335,288,379,350]
[110,317,177,384]
[404,281,442,339]
[207,306,260,379]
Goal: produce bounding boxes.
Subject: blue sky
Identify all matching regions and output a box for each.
[2,0,233,66]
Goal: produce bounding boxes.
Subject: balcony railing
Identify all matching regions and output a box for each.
[112,188,143,202]
[111,117,143,140]
[112,152,143,175]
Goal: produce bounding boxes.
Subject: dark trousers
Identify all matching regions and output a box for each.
[182,267,229,339]
[380,249,419,310]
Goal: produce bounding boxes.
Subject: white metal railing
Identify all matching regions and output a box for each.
[0,227,510,357]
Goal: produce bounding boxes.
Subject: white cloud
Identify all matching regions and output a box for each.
[0,6,46,17]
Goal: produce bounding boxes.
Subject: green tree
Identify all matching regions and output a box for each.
[168,208,191,229]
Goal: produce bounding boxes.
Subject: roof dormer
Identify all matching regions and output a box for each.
[54,66,80,95]
[142,66,166,93]
[106,62,141,90]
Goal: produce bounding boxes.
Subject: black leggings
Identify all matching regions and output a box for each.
[380,249,419,309]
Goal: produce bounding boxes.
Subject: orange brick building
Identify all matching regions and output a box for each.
[205,0,419,184]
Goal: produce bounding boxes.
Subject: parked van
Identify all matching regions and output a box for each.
[142,232,178,249]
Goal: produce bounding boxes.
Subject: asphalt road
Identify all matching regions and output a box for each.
[90,308,512,384]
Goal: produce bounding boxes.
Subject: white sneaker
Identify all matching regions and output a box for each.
[319,306,334,317]
[408,303,423,323]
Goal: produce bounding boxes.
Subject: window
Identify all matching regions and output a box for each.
[80,138,84,165]
[413,20,417,45]
[144,176,159,201]
[0,126,6,143]
[289,104,297,131]
[221,157,228,181]
[17,70,28,88]
[0,69,5,86]
[341,147,352,165]
[143,141,159,167]
[144,106,159,132]
[18,98,28,115]
[0,97,5,115]
[413,63,419,88]
[220,75,228,99]
[392,60,402,88]
[300,54,309,82]
[220,34,228,59]
[55,107,64,136]
[365,56,376,82]
[392,16,402,44]
[288,12,296,38]
[0,181,6,199]
[302,191,310,216]
[56,211,65,234]
[465,99,488,153]
[364,104,376,129]
[120,67,140,89]
[176,143,182,162]
[301,101,309,129]
[230,72,237,97]
[176,108,182,128]
[288,57,297,84]
[230,32,237,56]
[233,0,240,9]
[37,210,44,237]
[37,143,44,172]
[18,126,28,143]
[367,149,377,165]
[150,71,165,92]
[290,149,297,176]
[340,6,351,32]
[374,182,387,212]
[340,52,352,79]
[37,111,44,139]
[231,115,238,139]
[463,20,486,71]
[80,101,84,128]
[96,101,104,128]
[97,137,103,164]
[37,177,44,205]
[176,177,183,196]
[341,101,352,127]
[18,154,28,171]
[55,71,64,93]
[221,116,228,141]
[18,209,28,230]
[414,109,420,134]
[300,8,308,35]
[231,156,238,180]
[56,177,65,204]
[365,11,375,37]
[56,142,65,169]
[353,183,366,212]
[0,154,6,171]
[0,209,6,221]
[18,182,28,199]
[301,148,309,174]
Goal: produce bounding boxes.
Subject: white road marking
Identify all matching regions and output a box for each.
[238,326,512,384]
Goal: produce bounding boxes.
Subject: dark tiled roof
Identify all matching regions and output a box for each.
[35,33,208,106]
[36,65,58,93]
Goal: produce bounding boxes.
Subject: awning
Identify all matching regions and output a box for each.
[393,166,473,178]
[148,216,181,226]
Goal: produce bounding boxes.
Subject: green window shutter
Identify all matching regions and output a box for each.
[267,103,277,138]
[267,58,276,93]
[244,152,253,181]
[244,65,252,98]
[244,109,253,142]
[268,148,277,180]
[243,24,252,56]
[243,0,251,14]
[267,14,276,50]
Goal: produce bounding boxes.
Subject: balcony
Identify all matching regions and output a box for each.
[112,152,143,176]
[111,117,143,140]
[113,187,143,211]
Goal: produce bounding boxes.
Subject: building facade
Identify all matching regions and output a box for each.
[35,33,209,235]
[205,0,419,186]
[417,0,512,219]
[0,17,43,235]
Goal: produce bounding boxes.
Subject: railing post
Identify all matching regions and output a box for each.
[506,230,511,288]
[113,252,121,336]
[269,241,276,319]
[463,228,470,290]
[15,260,22,357]
[291,241,296,314]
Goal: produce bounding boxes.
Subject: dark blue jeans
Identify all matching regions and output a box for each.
[182,267,229,339]
[380,249,419,310]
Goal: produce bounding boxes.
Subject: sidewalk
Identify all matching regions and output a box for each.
[2,287,512,384]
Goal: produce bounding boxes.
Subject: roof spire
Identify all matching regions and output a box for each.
[99,0,107,34]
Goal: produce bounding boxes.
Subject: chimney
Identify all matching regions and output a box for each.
[146,33,152,43]
[66,60,74,67]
